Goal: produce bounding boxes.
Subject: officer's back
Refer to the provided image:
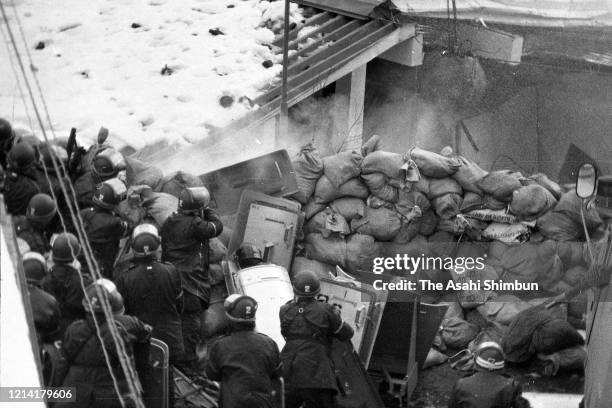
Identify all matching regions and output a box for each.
[3,141,41,215]
[115,224,184,362]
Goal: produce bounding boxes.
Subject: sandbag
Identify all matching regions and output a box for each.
[361,172,398,203]
[487,241,563,285]
[477,170,524,202]
[381,235,431,259]
[533,318,585,355]
[538,346,586,377]
[314,176,369,204]
[291,256,335,279]
[431,193,462,219]
[292,143,324,204]
[451,156,488,194]
[361,134,382,157]
[465,209,518,224]
[482,222,531,243]
[528,173,562,200]
[351,207,402,241]
[510,184,557,221]
[125,156,163,188]
[483,194,508,210]
[563,265,587,286]
[450,264,498,309]
[410,174,431,196]
[537,211,583,241]
[440,317,480,349]
[361,150,405,179]
[396,190,431,216]
[209,238,227,264]
[393,222,420,244]
[428,177,463,200]
[367,195,394,209]
[409,147,461,178]
[460,192,484,212]
[303,198,326,220]
[476,294,532,325]
[418,209,439,236]
[551,191,602,231]
[143,192,178,227]
[428,231,456,257]
[305,209,350,237]
[304,233,346,268]
[322,150,363,188]
[209,263,224,285]
[329,197,366,221]
[345,233,383,274]
[156,171,204,197]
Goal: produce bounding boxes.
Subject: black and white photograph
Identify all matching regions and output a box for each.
[1,0,611,407]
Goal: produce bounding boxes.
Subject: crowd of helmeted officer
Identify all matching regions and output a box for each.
[1,116,528,408]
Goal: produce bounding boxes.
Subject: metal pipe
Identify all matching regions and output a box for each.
[278,0,291,147]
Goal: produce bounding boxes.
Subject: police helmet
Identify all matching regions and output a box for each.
[51,232,81,263]
[26,193,57,225]
[236,242,263,268]
[93,178,127,210]
[92,148,125,181]
[292,271,321,297]
[132,223,160,258]
[474,341,505,371]
[83,279,125,315]
[0,118,14,142]
[224,294,258,323]
[178,187,210,212]
[23,252,48,282]
[8,142,36,171]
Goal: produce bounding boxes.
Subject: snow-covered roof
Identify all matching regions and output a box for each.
[0,0,306,150]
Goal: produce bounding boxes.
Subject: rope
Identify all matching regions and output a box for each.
[1,3,144,406]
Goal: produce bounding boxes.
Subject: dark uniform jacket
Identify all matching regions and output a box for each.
[56,314,151,408]
[115,259,184,361]
[43,263,93,334]
[448,371,529,408]
[3,168,40,215]
[205,329,281,408]
[81,207,128,278]
[160,208,223,304]
[28,283,61,344]
[279,299,354,391]
[73,171,97,209]
[14,215,51,255]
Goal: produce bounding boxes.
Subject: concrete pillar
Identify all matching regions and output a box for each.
[336,64,367,152]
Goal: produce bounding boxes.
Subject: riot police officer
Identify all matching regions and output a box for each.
[13,193,57,255]
[279,271,354,408]
[23,251,61,345]
[448,341,530,408]
[44,233,93,334]
[3,141,41,215]
[0,117,16,168]
[161,186,223,372]
[115,223,184,363]
[80,178,129,279]
[55,279,151,408]
[205,294,281,408]
[235,242,264,269]
[73,148,125,208]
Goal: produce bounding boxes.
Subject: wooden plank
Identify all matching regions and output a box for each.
[255,20,385,105]
[379,34,424,67]
[287,15,349,50]
[272,11,334,47]
[289,19,365,63]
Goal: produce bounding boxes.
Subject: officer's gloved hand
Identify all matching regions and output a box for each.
[332,304,342,316]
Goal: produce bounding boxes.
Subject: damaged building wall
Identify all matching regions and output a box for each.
[362,52,612,180]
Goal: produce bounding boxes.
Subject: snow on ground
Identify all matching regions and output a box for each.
[0,0,303,150]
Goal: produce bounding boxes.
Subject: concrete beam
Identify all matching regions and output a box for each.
[379,34,424,67]
[456,24,523,63]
